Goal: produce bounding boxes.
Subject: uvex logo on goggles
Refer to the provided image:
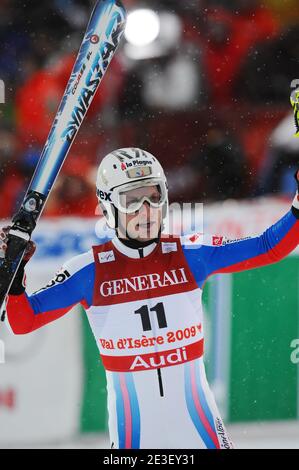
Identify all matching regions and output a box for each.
[97,190,112,201]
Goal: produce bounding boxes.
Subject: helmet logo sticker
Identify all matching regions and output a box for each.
[135,168,144,177]
[126,166,152,178]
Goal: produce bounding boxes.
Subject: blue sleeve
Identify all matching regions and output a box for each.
[28,263,95,315]
[6,251,95,334]
[183,210,299,289]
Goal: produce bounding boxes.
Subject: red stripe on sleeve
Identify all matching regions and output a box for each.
[6,294,87,334]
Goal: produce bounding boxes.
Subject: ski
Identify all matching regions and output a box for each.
[0,0,127,318]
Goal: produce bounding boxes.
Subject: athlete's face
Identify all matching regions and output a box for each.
[117,185,163,242]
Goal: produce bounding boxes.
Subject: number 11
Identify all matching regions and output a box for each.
[134,302,167,331]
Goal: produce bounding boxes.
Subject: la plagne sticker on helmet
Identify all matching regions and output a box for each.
[123,160,153,169]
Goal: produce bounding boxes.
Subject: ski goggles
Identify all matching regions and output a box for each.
[112,179,168,214]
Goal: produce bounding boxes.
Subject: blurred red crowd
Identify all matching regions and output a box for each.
[0,0,298,219]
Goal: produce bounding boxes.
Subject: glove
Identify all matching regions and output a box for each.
[0,226,36,295]
[292,171,299,219]
[290,88,299,137]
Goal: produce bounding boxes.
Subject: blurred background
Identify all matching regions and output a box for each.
[0,0,299,449]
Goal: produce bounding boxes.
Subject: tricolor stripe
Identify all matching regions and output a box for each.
[125,373,141,449]
[6,294,88,334]
[185,360,220,449]
[113,372,140,449]
[183,210,299,289]
[215,212,299,275]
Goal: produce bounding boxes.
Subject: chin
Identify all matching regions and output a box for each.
[135,228,159,242]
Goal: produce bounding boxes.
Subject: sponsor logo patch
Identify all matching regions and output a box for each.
[99,250,115,264]
[100,340,204,372]
[162,242,177,254]
[99,268,187,296]
[90,34,99,44]
[34,269,71,293]
[212,236,224,246]
[222,236,251,245]
[215,417,233,449]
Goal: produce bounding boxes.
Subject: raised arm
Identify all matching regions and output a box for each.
[182,192,299,287]
[204,208,299,276]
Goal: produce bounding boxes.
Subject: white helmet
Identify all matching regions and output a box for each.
[96,148,168,229]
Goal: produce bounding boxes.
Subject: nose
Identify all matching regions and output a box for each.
[138,201,151,217]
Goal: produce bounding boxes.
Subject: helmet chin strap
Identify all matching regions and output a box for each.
[114,206,161,249]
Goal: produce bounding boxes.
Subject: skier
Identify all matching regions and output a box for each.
[2,147,299,449]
